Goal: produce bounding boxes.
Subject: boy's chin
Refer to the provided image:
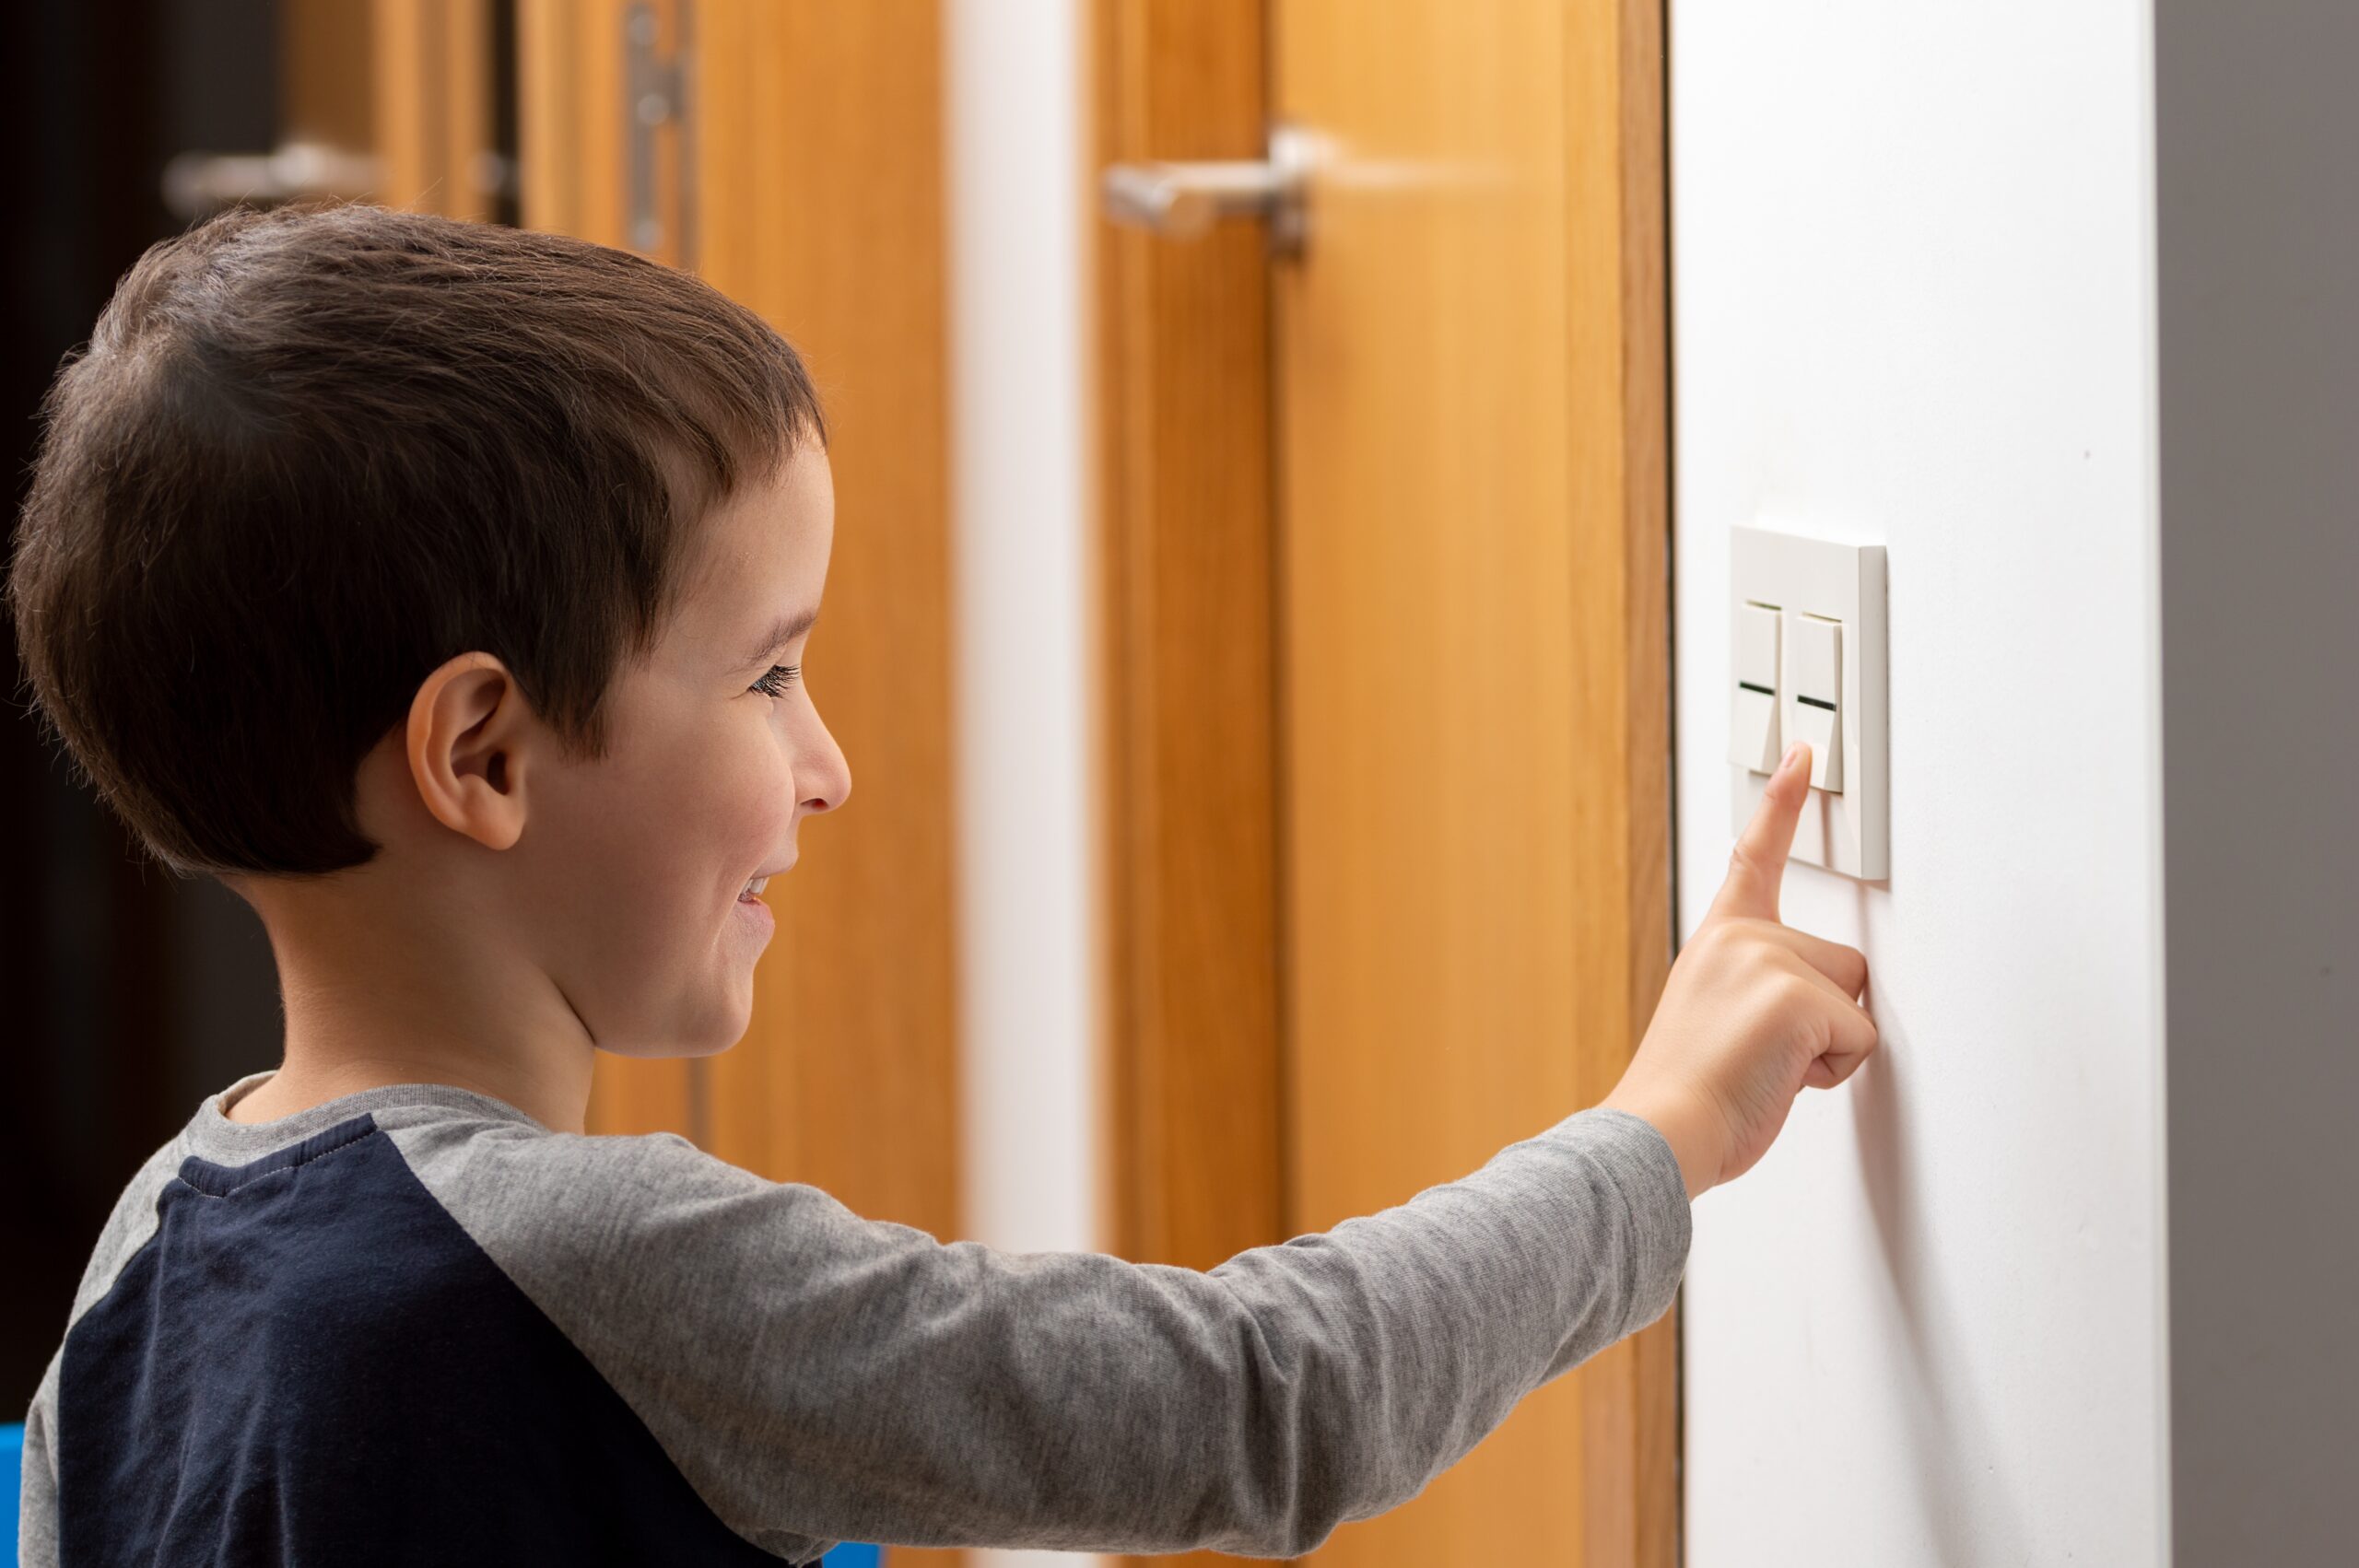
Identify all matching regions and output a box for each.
[593,1017,755,1063]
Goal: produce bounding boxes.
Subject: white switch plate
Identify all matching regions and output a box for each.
[1730,525,1888,880]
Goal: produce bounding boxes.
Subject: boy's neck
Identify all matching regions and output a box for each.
[227,1048,593,1135]
[222,872,598,1136]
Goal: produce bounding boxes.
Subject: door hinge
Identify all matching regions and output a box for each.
[624,2,696,263]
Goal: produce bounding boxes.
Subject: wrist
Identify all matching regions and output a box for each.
[1602,1084,1719,1199]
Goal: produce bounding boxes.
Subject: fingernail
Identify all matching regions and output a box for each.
[1780,741,1804,772]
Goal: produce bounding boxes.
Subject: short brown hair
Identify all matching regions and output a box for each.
[9,202,827,878]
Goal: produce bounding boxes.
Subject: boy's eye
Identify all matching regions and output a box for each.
[751,662,801,699]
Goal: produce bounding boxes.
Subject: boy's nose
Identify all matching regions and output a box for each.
[804,733,851,814]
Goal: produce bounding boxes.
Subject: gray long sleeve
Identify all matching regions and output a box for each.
[20,1082,1688,1563]
[395,1098,1690,1557]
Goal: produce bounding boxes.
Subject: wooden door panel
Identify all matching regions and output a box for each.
[690,0,962,1246]
[355,5,954,1562]
[1276,4,1593,1561]
[1095,6,1288,1567]
[1099,0,1671,1562]
[370,0,497,219]
[517,0,964,1457]
[517,0,700,1144]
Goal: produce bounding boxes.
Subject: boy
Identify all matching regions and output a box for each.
[9,204,1875,1563]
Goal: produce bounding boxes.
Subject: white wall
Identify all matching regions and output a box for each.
[1670,4,2172,1562]
[941,3,1105,1565]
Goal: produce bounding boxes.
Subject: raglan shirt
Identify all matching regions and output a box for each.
[17,1071,1690,1565]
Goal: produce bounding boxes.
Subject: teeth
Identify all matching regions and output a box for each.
[744,876,769,897]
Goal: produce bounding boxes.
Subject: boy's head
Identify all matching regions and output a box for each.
[10,203,851,1058]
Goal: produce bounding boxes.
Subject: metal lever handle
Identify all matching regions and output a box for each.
[161,142,380,220]
[1100,124,1315,254]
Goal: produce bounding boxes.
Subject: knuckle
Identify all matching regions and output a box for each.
[1705,928,1757,974]
[1716,915,1768,948]
[1693,919,1742,959]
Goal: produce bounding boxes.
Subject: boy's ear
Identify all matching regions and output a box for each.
[405,652,534,852]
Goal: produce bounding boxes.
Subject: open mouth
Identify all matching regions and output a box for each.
[739,856,794,902]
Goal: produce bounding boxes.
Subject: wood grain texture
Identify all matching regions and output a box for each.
[476,7,966,1562]
[1093,0,1287,1282]
[369,0,435,209]
[281,0,375,153]
[1274,5,1590,1560]
[522,0,964,1350]
[692,0,959,1243]
[370,0,494,219]
[518,0,702,1145]
[1270,0,1673,1562]
[1093,6,1287,1568]
[1095,0,1671,1560]
[682,8,967,1563]
[523,0,707,1148]
[1566,3,1675,1562]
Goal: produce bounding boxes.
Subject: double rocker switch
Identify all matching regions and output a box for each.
[1727,602,1844,793]
[1727,524,1884,879]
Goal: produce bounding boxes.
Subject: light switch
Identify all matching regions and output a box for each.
[1786,614,1843,792]
[1727,602,1781,773]
[1728,525,1884,880]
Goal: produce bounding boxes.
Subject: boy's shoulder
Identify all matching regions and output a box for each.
[56,1077,574,1315]
[28,1075,837,1564]
[62,1121,200,1332]
[47,1075,602,1363]
[129,1073,837,1285]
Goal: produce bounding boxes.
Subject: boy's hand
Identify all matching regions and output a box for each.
[1603,741,1878,1199]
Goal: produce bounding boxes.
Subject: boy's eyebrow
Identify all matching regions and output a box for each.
[742,605,822,665]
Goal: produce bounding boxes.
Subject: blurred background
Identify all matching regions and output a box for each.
[4,0,323,1452]
[16,2,2343,1566]
[2,2,1678,1562]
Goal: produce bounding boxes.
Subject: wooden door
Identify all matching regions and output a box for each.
[682,0,962,1259]
[365,0,499,219]
[350,6,960,1562]
[516,0,701,1141]
[279,0,502,220]
[513,0,961,1268]
[1096,1,1672,1562]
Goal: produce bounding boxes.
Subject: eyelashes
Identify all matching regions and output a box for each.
[751,662,801,699]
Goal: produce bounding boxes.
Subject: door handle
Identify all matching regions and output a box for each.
[161,142,380,220]
[1100,123,1317,255]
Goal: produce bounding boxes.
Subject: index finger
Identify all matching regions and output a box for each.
[1708,740,1811,924]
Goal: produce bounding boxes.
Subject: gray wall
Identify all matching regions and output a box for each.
[2156,3,2359,1561]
